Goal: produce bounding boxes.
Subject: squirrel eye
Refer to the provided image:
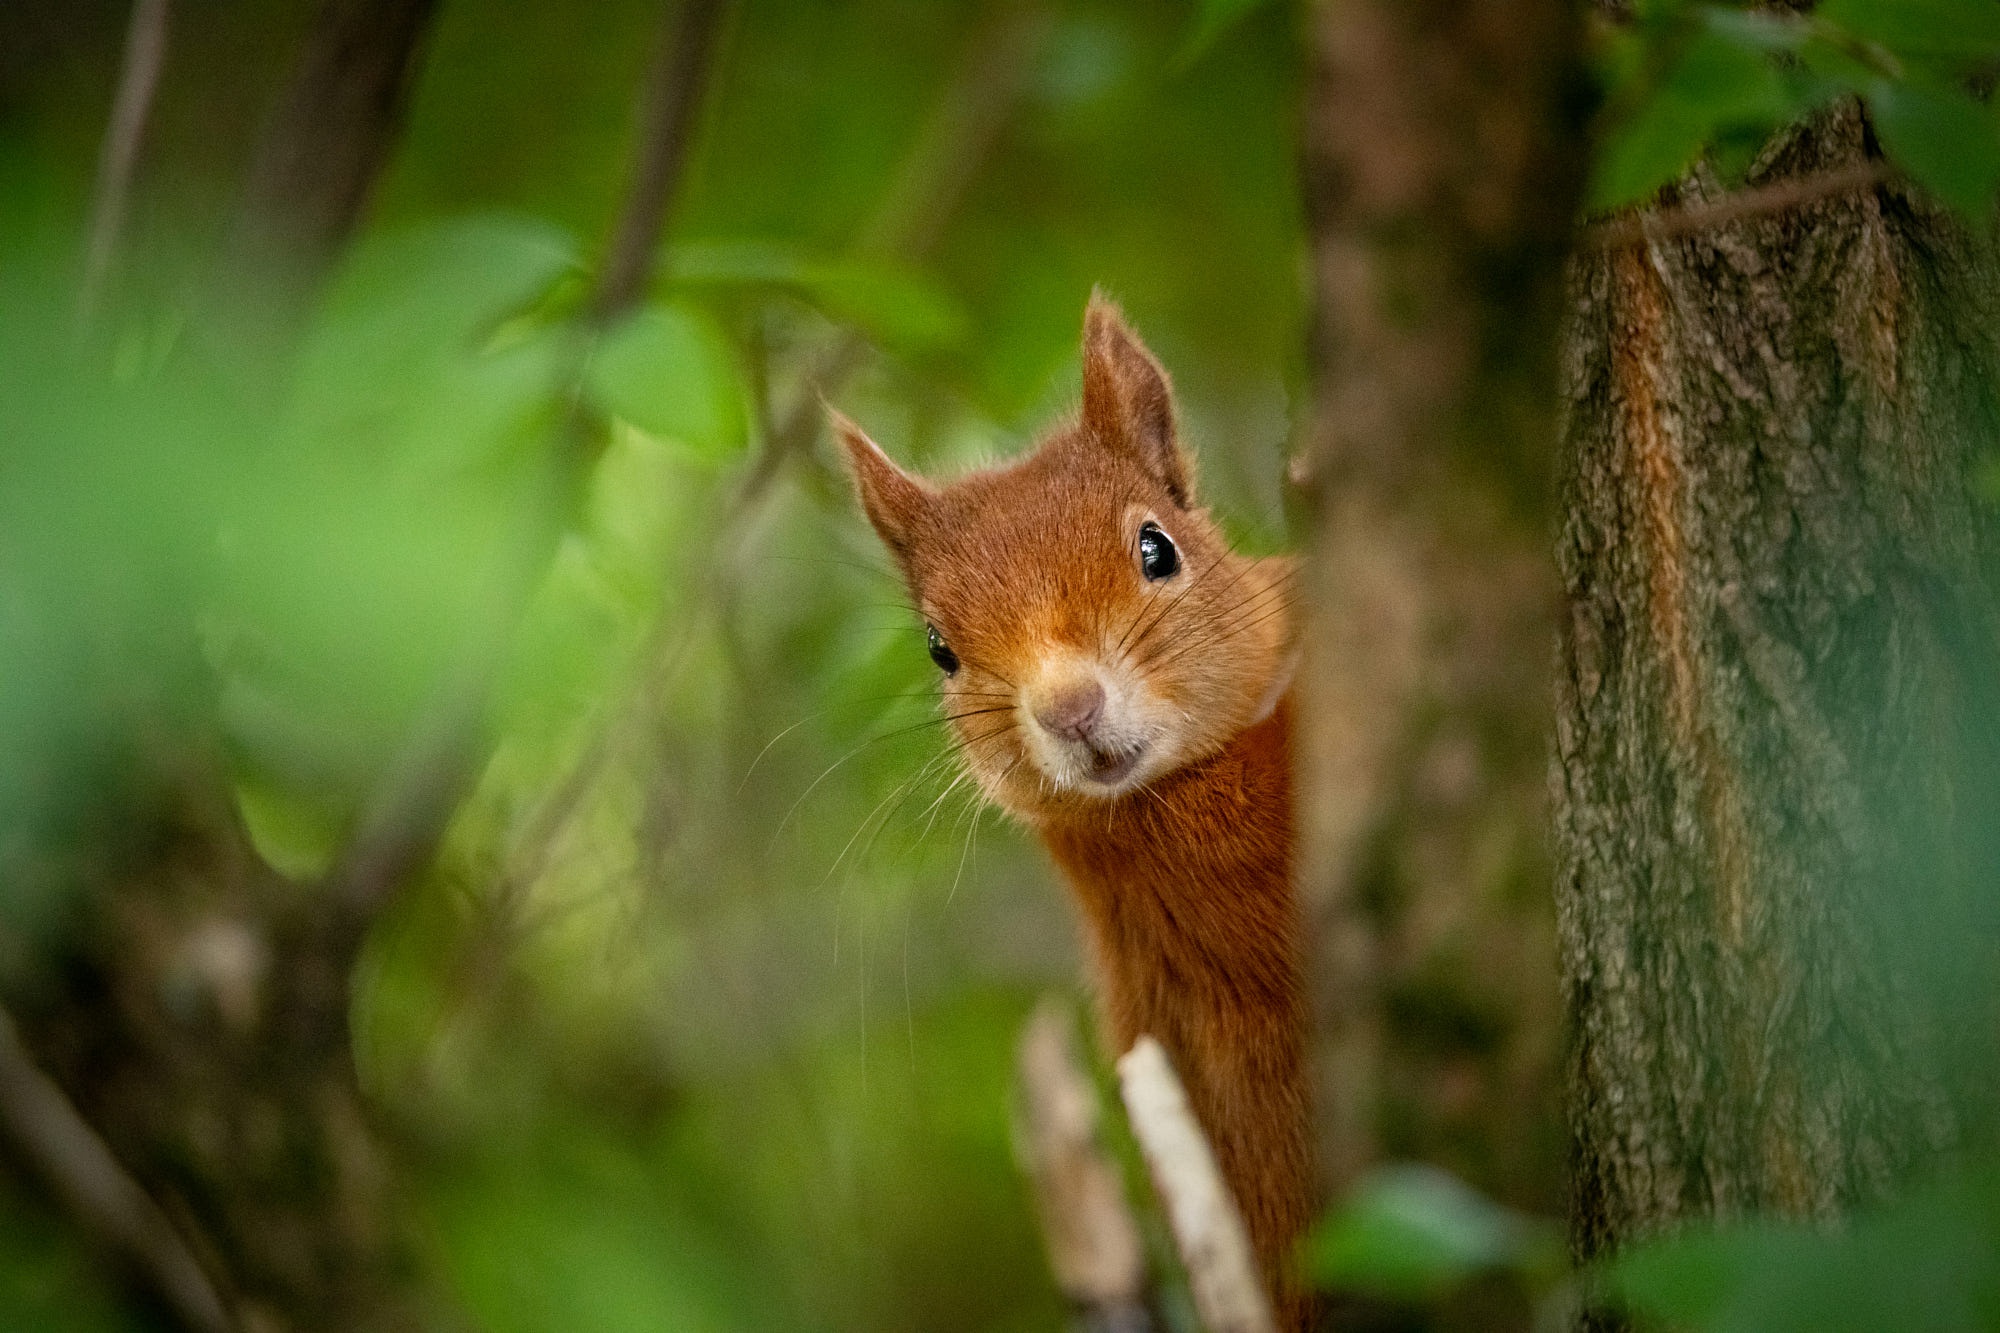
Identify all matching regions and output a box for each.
[926,624,960,675]
[1137,521,1180,581]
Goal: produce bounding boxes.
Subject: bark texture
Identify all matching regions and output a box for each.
[1556,107,2000,1260]
[1298,0,1587,1211]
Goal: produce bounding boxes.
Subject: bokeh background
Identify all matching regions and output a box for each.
[1,3,1344,1328]
[26,0,2000,1329]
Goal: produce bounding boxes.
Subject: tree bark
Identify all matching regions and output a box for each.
[1555,105,2000,1263]
[1297,0,1587,1212]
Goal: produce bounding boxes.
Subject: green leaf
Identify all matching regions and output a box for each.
[670,240,968,351]
[1601,1165,2000,1332]
[587,302,747,459]
[1870,81,2000,219]
[1307,1164,1561,1302]
[1177,0,1273,66]
[234,776,342,880]
[1819,0,2000,64]
[805,262,967,352]
[1590,29,1792,210]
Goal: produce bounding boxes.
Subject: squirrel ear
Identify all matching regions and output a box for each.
[1081,292,1192,507]
[829,408,931,561]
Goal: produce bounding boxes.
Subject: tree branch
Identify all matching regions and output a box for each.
[222,0,442,313]
[1582,162,1893,250]
[466,5,1047,960]
[1116,1038,1274,1333]
[78,0,170,325]
[1013,1000,1153,1333]
[734,3,1048,509]
[593,0,732,321]
[0,1006,234,1333]
[312,0,733,969]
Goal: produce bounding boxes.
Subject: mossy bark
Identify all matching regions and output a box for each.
[1555,107,2000,1261]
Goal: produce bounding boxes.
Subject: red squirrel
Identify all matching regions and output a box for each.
[832,295,1312,1316]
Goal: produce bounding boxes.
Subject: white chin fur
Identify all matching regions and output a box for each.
[1018,671,1170,797]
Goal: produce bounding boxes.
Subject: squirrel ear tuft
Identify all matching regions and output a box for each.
[829,408,930,561]
[1081,291,1192,507]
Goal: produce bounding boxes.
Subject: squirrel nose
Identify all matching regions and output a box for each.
[1033,679,1106,742]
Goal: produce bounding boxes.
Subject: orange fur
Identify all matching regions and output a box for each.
[834,296,1311,1319]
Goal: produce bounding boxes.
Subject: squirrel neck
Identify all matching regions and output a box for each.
[1034,693,1311,1311]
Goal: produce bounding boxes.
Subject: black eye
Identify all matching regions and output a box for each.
[1138,521,1179,581]
[927,624,959,675]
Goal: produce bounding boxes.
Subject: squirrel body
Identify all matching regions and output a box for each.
[834,296,1311,1317]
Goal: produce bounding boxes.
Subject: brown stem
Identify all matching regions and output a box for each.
[0,1007,235,1333]
[592,0,733,322]
[78,0,170,325]
[222,0,442,311]
[1583,162,1894,250]
[311,0,733,970]
[467,6,1048,971]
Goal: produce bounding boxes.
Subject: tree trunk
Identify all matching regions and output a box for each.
[1555,105,2000,1263]
[1297,0,1587,1216]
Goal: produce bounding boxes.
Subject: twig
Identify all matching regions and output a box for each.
[0,1006,234,1333]
[222,0,443,316]
[592,0,732,320]
[1117,1037,1275,1333]
[312,0,731,967]
[1583,162,1893,250]
[474,5,1048,942]
[1013,1000,1153,1333]
[79,0,170,325]
[734,2,1049,510]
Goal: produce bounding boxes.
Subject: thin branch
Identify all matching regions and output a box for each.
[734,3,1049,509]
[0,1006,234,1333]
[1117,1037,1275,1333]
[222,0,442,314]
[313,0,732,965]
[1583,162,1893,250]
[79,0,170,325]
[471,6,1047,950]
[592,0,732,321]
[1013,1000,1154,1333]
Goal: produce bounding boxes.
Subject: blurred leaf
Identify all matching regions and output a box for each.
[1702,8,1807,55]
[302,215,581,409]
[1819,0,2000,63]
[671,240,967,351]
[1868,81,2000,219]
[1177,0,1274,65]
[234,775,343,880]
[0,1183,142,1333]
[1590,27,1794,209]
[587,301,747,459]
[1603,1164,2000,1332]
[805,262,967,352]
[431,1135,752,1333]
[1307,1163,1561,1301]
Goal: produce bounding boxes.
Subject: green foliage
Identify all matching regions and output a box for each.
[588,302,748,458]
[1603,1161,2000,1332]
[0,1177,144,1333]
[1590,0,2000,220]
[0,1,1308,1329]
[1311,1160,2000,1333]
[1308,1164,1562,1304]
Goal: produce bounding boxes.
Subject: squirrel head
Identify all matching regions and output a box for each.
[832,294,1294,826]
